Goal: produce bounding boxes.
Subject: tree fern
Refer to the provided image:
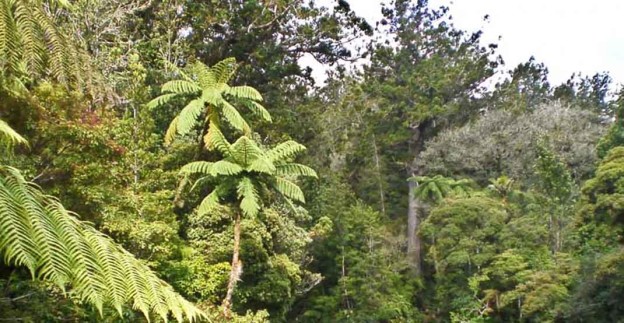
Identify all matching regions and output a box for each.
[183,136,316,216]
[0,165,205,321]
[179,135,316,317]
[409,175,475,203]
[148,58,269,146]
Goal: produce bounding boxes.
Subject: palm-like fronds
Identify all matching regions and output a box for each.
[0,0,91,87]
[148,58,270,146]
[181,136,317,218]
[0,165,205,322]
[409,175,475,203]
[0,118,27,148]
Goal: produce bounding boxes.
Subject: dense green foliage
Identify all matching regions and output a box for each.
[1,0,623,322]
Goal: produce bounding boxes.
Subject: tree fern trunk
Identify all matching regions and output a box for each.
[222,212,242,318]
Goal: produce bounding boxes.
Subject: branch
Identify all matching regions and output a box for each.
[247,3,296,32]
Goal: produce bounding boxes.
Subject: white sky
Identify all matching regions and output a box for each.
[302,0,624,88]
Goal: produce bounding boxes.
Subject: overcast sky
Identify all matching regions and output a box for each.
[303,0,624,88]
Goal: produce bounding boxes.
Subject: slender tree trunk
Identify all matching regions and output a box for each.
[407,178,422,275]
[371,134,386,217]
[222,212,242,319]
[406,123,426,275]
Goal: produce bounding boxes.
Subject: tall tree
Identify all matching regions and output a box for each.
[153,57,317,318]
[180,136,316,317]
[361,0,498,273]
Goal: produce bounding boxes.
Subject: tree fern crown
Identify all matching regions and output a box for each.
[148,58,271,146]
[181,136,317,217]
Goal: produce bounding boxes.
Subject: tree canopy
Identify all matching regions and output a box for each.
[0,0,622,322]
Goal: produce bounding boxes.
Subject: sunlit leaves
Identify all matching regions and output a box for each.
[0,166,205,322]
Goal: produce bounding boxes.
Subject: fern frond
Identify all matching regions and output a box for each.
[197,187,222,215]
[237,177,260,217]
[211,160,243,176]
[163,60,193,82]
[0,166,205,322]
[243,100,272,122]
[0,118,27,147]
[220,100,250,134]
[225,86,263,102]
[180,161,214,175]
[248,157,276,174]
[230,136,263,167]
[200,87,222,107]
[209,57,237,83]
[175,98,205,137]
[161,79,202,95]
[275,163,317,178]
[14,2,44,76]
[146,93,179,109]
[187,61,216,88]
[274,177,305,203]
[0,0,101,91]
[266,140,307,162]
[204,118,231,155]
[0,0,21,75]
[164,116,179,146]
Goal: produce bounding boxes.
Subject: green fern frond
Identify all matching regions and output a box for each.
[220,100,250,134]
[161,79,202,95]
[274,177,305,203]
[0,166,205,322]
[266,140,307,162]
[237,177,261,217]
[243,100,272,122]
[164,116,179,146]
[275,163,317,178]
[211,160,244,176]
[187,61,216,88]
[0,118,27,147]
[248,157,276,174]
[180,161,214,175]
[230,136,263,167]
[0,0,100,92]
[14,2,44,76]
[163,60,194,82]
[204,118,231,155]
[175,99,205,137]
[200,87,222,107]
[224,86,263,102]
[209,57,237,83]
[197,188,222,215]
[146,93,179,109]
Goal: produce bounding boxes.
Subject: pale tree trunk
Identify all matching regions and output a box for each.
[407,178,422,275]
[222,212,242,319]
[371,134,386,217]
[407,122,426,275]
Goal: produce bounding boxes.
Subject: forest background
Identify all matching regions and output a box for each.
[1,0,623,322]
